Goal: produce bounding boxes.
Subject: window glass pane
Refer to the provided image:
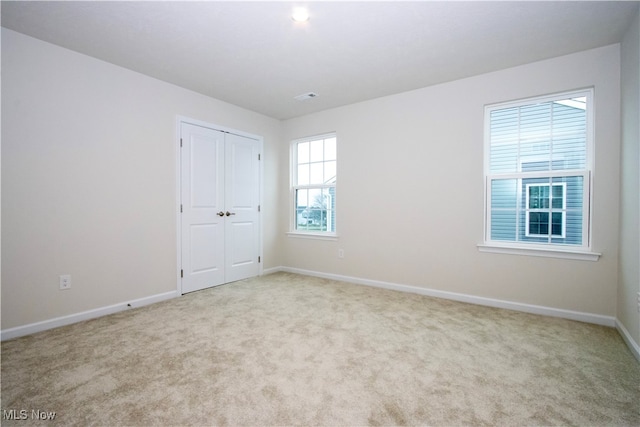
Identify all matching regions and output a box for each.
[553,138,586,170]
[295,189,309,230]
[295,188,335,232]
[561,176,583,210]
[309,163,323,185]
[324,161,336,184]
[296,187,335,232]
[296,188,308,209]
[529,212,549,235]
[520,104,551,152]
[296,208,310,230]
[552,98,586,170]
[297,142,309,165]
[490,142,518,173]
[490,108,519,145]
[521,159,550,172]
[491,210,517,241]
[528,186,539,208]
[489,95,587,175]
[528,184,550,209]
[308,188,322,207]
[556,176,582,244]
[490,108,520,173]
[551,213,563,236]
[540,186,550,208]
[297,164,309,186]
[491,179,517,209]
[310,140,324,162]
[325,187,336,233]
[301,188,323,231]
[552,184,564,209]
[490,179,517,241]
[324,138,336,160]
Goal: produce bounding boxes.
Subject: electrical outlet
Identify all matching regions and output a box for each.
[59,275,71,290]
[338,248,344,259]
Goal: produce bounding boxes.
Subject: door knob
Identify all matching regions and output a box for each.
[226,211,236,216]
[217,211,225,217]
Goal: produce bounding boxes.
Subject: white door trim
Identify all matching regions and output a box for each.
[176,116,263,294]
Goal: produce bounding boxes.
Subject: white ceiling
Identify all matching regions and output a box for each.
[2,1,638,120]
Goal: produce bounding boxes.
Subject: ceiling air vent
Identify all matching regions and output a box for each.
[294,92,318,101]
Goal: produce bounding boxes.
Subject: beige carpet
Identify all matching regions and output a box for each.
[2,272,639,426]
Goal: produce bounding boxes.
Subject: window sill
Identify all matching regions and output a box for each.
[477,243,600,261]
[287,232,339,241]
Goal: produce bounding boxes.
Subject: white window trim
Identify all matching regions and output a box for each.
[477,243,600,261]
[290,132,337,237]
[286,231,339,241]
[481,88,600,261]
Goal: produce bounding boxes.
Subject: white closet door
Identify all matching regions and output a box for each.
[224,133,260,283]
[181,123,226,293]
[180,122,261,294]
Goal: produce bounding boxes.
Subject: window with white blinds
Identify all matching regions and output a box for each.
[484,89,593,250]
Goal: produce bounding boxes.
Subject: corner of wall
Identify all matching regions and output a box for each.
[617,6,640,356]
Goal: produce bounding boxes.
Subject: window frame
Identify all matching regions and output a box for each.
[480,89,600,261]
[288,132,338,240]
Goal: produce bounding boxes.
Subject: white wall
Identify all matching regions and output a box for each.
[1,29,282,330]
[1,26,630,337]
[281,45,621,318]
[619,11,640,348]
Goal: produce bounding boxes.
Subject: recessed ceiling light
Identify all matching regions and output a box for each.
[292,8,309,22]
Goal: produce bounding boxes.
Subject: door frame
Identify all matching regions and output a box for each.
[175,116,264,294]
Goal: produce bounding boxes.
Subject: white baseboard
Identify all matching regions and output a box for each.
[275,266,617,327]
[616,319,640,362]
[262,266,283,276]
[1,290,179,341]
[7,269,637,363]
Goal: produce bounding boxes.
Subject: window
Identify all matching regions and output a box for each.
[291,133,336,235]
[483,89,595,256]
[525,183,566,237]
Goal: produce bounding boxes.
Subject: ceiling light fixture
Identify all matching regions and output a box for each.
[292,7,309,22]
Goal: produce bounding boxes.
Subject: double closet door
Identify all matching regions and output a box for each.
[180,122,261,294]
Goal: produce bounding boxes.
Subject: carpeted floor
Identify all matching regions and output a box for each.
[1,272,639,426]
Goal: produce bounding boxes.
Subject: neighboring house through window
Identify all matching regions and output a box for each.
[291,133,336,235]
[483,89,594,256]
[525,182,566,238]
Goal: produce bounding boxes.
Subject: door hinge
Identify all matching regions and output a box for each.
[258,256,261,263]
[258,205,261,212]
[181,269,183,278]
[180,204,183,213]
[180,138,183,147]
[258,153,261,161]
